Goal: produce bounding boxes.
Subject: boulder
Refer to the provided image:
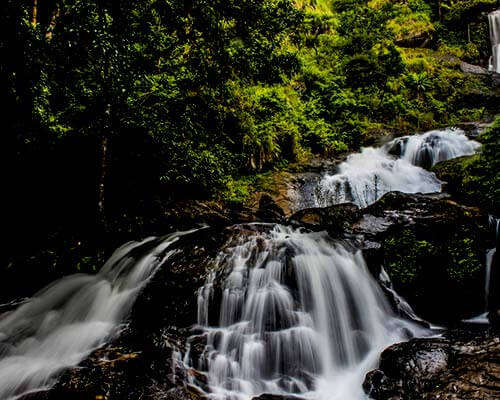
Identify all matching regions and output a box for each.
[256,194,286,222]
[288,203,360,235]
[356,192,492,324]
[364,327,500,400]
[395,32,432,48]
[460,61,489,75]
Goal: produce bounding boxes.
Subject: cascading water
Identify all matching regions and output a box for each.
[0,228,200,400]
[194,224,426,400]
[489,10,500,74]
[464,215,499,324]
[0,127,482,399]
[305,128,480,209]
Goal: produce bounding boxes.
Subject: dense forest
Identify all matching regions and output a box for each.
[2,0,499,297]
[1,1,500,399]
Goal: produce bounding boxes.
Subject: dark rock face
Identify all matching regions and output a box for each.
[288,203,360,235]
[290,191,493,324]
[364,327,500,400]
[256,194,286,222]
[360,192,491,323]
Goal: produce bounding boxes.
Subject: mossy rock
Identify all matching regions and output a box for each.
[432,154,499,215]
[359,192,493,324]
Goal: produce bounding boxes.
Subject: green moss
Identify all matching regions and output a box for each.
[432,117,500,214]
[382,229,437,288]
[221,172,276,204]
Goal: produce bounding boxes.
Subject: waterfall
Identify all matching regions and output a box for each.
[486,216,499,310]
[489,10,500,74]
[0,127,481,399]
[194,225,426,400]
[0,228,200,400]
[306,128,480,209]
[464,215,498,324]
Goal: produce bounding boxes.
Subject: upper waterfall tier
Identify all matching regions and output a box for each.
[297,128,480,209]
[489,10,500,73]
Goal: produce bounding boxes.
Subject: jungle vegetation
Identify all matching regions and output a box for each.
[2,0,499,295]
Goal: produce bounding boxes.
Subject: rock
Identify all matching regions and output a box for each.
[364,327,500,400]
[256,194,286,222]
[460,61,489,75]
[395,32,432,48]
[251,394,306,400]
[288,203,360,235]
[488,309,500,327]
[356,192,493,323]
[453,121,492,138]
[161,199,256,230]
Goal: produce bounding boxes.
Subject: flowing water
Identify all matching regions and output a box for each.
[0,229,201,400]
[301,128,480,209]
[193,225,426,400]
[464,216,499,324]
[0,128,484,399]
[489,10,500,74]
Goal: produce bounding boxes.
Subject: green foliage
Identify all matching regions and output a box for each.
[3,0,499,279]
[432,117,500,214]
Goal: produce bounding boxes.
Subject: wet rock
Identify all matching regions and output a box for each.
[460,61,489,75]
[161,199,256,230]
[356,192,492,323]
[288,203,360,235]
[453,121,492,138]
[364,328,500,400]
[256,194,286,222]
[251,394,307,400]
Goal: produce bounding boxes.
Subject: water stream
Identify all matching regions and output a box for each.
[193,225,426,400]
[300,128,480,209]
[489,10,500,74]
[0,128,485,400]
[0,229,200,400]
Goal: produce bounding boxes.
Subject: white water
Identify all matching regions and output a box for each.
[0,229,200,400]
[195,225,426,400]
[0,128,482,399]
[489,10,500,74]
[308,128,480,208]
[464,216,498,324]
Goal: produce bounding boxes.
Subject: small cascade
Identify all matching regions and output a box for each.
[489,10,500,74]
[394,128,480,168]
[486,216,499,310]
[464,216,499,324]
[194,224,426,400]
[0,228,201,400]
[304,128,480,209]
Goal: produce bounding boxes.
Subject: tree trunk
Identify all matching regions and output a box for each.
[438,0,442,23]
[32,0,38,26]
[46,7,60,40]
